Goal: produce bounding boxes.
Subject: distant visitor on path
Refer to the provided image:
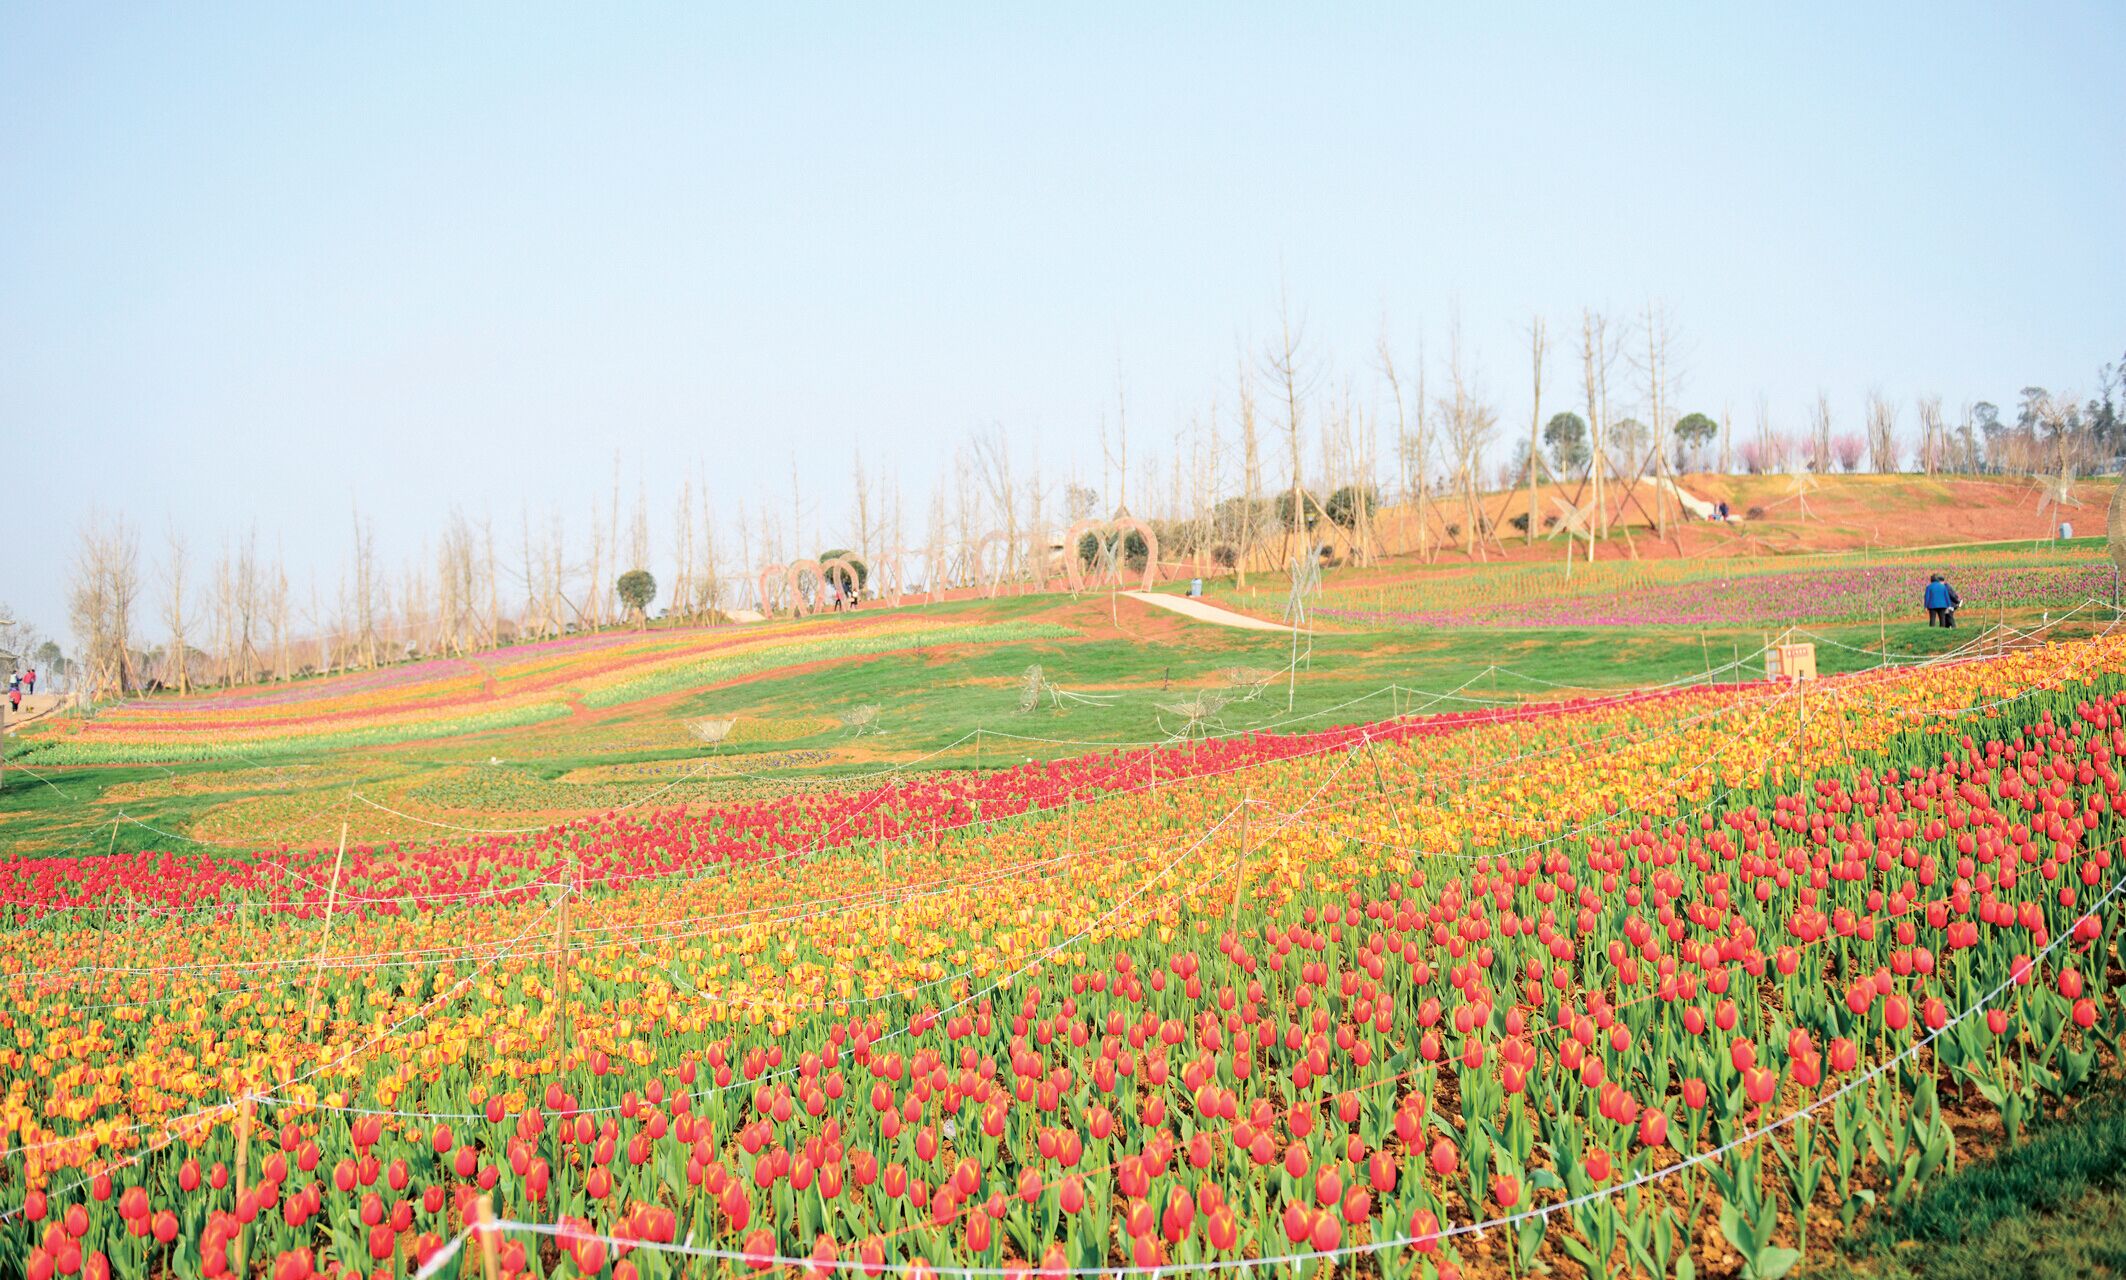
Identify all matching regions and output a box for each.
[1923,573,1961,627]
[1717,500,1730,522]
[22,667,33,694]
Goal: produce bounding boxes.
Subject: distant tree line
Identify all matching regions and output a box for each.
[54,304,2121,700]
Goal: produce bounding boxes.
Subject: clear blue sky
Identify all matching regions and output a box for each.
[3,5,2122,642]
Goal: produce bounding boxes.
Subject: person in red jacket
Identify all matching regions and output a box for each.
[22,667,33,694]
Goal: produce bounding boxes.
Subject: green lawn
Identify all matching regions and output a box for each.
[1810,1079,2126,1279]
[0,610,2039,859]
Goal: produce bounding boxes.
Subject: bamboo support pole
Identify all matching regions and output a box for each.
[304,823,349,1027]
[554,864,574,1063]
[233,1098,254,1279]
[475,1194,500,1280]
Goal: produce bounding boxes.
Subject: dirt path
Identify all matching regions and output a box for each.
[1123,591,1294,632]
[1653,475,1720,520]
[2,693,67,734]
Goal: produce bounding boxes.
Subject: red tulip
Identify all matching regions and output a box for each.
[1430,1137,1458,1176]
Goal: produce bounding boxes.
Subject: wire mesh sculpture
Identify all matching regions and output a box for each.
[839,704,882,736]
[1218,666,1279,702]
[1155,689,1231,739]
[1281,550,1323,625]
[1786,469,1818,521]
[688,718,737,747]
[2107,482,2126,607]
[2037,463,2082,532]
[1550,496,1597,576]
[1016,662,1117,713]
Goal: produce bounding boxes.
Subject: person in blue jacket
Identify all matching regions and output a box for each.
[1923,574,1961,627]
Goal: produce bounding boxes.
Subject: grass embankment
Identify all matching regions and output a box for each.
[0,612,2014,858]
[1812,1080,2126,1279]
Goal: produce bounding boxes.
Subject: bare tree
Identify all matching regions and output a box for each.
[1750,392,1777,474]
[211,543,234,686]
[269,544,291,681]
[699,486,725,619]
[1525,315,1548,545]
[970,427,1021,593]
[1809,390,1834,474]
[851,451,876,599]
[482,515,500,646]
[1636,303,1678,539]
[1260,291,1318,565]
[351,507,380,669]
[1916,394,1947,475]
[1579,310,1613,539]
[629,477,651,581]
[160,522,192,695]
[1236,354,1263,584]
[1865,390,1901,474]
[69,513,142,699]
[1437,317,1499,559]
[670,478,694,624]
[235,527,263,684]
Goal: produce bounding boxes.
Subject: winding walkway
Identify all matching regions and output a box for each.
[1124,591,1294,632]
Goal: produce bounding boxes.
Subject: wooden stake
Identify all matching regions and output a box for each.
[475,1194,500,1280]
[233,1097,254,1280]
[554,863,575,1065]
[1228,793,1251,937]
[305,823,349,1027]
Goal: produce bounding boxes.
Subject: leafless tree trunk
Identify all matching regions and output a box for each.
[1525,316,1548,545]
[852,452,875,600]
[971,428,1020,594]
[1809,390,1833,474]
[734,505,755,612]
[482,516,500,646]
[791,454,809,569]
[160,522,192,695]
[699,492,725,619]
[270,547,291,681]
[1865,390,1901,474]
[1638,303,1676,540]
[69,513,142,700]
[670,477,694,624]
[212,545,234,686]
[1438,318,1498,560]
[629,478,650,577]
[1916,394,1946,475]
[1754,392,1774,474]
[1580,311,1609,544]
[1261,292,1313,567]
[1237,357,1262,584]
[351,507,380,669]
[519,506,538,635]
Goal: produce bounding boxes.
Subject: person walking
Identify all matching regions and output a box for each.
[7,679,19,713]
[1923,573,1962,627]
[22,667,33,694]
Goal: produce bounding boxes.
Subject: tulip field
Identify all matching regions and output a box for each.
[6,590,2126,1280]
[1304,543,2113,631]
